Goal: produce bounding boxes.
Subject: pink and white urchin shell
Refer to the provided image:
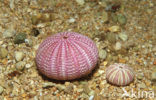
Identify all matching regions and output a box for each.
[36,32,99,80]
[106,63,134,86]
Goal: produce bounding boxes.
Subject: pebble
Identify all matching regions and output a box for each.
[117,14,127,25]
[137,73,144,80]
[25,63,33,69]
[102,11,108,23]
[76,0,85,5]
[31,14,40,25]
[9,0,15,10]
[56,84,66,91]
[98,1,107,7]
[15,61,26,71]
[68,18,76,23]
[25,39,33,47]
[80,93,88,99]
[108,26,120,33]
[106,33,116,43]
[31,28,40,37]
[98,70,105,75]
[40,13,54,22]
[83,84,90,94]
[77,88,83,93]
[64,84,73,94]
[111,13,118,23]
[89,95,94,100]
[14,33,27,44]
[42,82,55,88]
[118,32,128,41]
[114,42,122,50]
[99,49,107,60]
[31,13,55,25]
[0,47,8,59]
[138,83,146,89]
[89,90,95,96]
[79,81,88,85]
[30,71,38,78]
[151,71,156,82]
[0,86,3,94]
[34,44,40,50]
[15,51,25,61]
[3,27,16,38]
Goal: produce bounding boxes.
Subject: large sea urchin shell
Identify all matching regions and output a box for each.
[36,32,98,80]
[106,63,134,86]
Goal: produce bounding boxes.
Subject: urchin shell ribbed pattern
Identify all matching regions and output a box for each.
[106,63,134,86]
[36,32,98,80]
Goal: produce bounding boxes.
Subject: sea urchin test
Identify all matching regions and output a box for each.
[106,63,134,86]
[36,32,99,80]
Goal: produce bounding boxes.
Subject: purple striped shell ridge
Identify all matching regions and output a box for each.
[106,63,134,86]
[36,32,99,80]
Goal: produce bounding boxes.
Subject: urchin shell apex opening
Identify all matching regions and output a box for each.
[36,32,99,80]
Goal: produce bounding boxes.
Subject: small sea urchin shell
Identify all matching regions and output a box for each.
[106,63,134,86]
[36,32,99,80]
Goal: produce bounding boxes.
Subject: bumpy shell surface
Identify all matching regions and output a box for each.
[36,32,98,80]
[106,63,134,86]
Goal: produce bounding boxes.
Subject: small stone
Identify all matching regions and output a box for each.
[42,82,55,88]
[108,26,120,33]
[117,14,127,25]
[0,86,3,94]
[15,51,25,61]
[30,71,38,78]
[34,44,40,50]
[25,63,33,69]
[15,61,26,71]
[106,33,116,43]
[89,95,94,100]
[89,90,95,96]
[29,91,36,97]
[3,27,16,38]
[151,71,156,82]
[56,84,66,91]
[77,88,83,93]
[64,84,73,94]
[98,1,107,7]
[79,81,88,85]
[137,73,144,80]
[68,18,76,23]
[111,13,118,22]
[9,0,15,10]
[83,84,90,94]
[118,33,128,41]
[31,28,40,37]
[138,83,146,89]
[0,47,8,59]
[114,42,122,50]
[80,93,89,99]
[31,14,41,25]
[153,59,156,65]
[40,13,53,22]
[93,72,100,77]
[14,33,27,44]
[99,49,107,60]
[102,11,108,23]
[76,0,85,5]
[98,70,104,75]
[25,39,33,47]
